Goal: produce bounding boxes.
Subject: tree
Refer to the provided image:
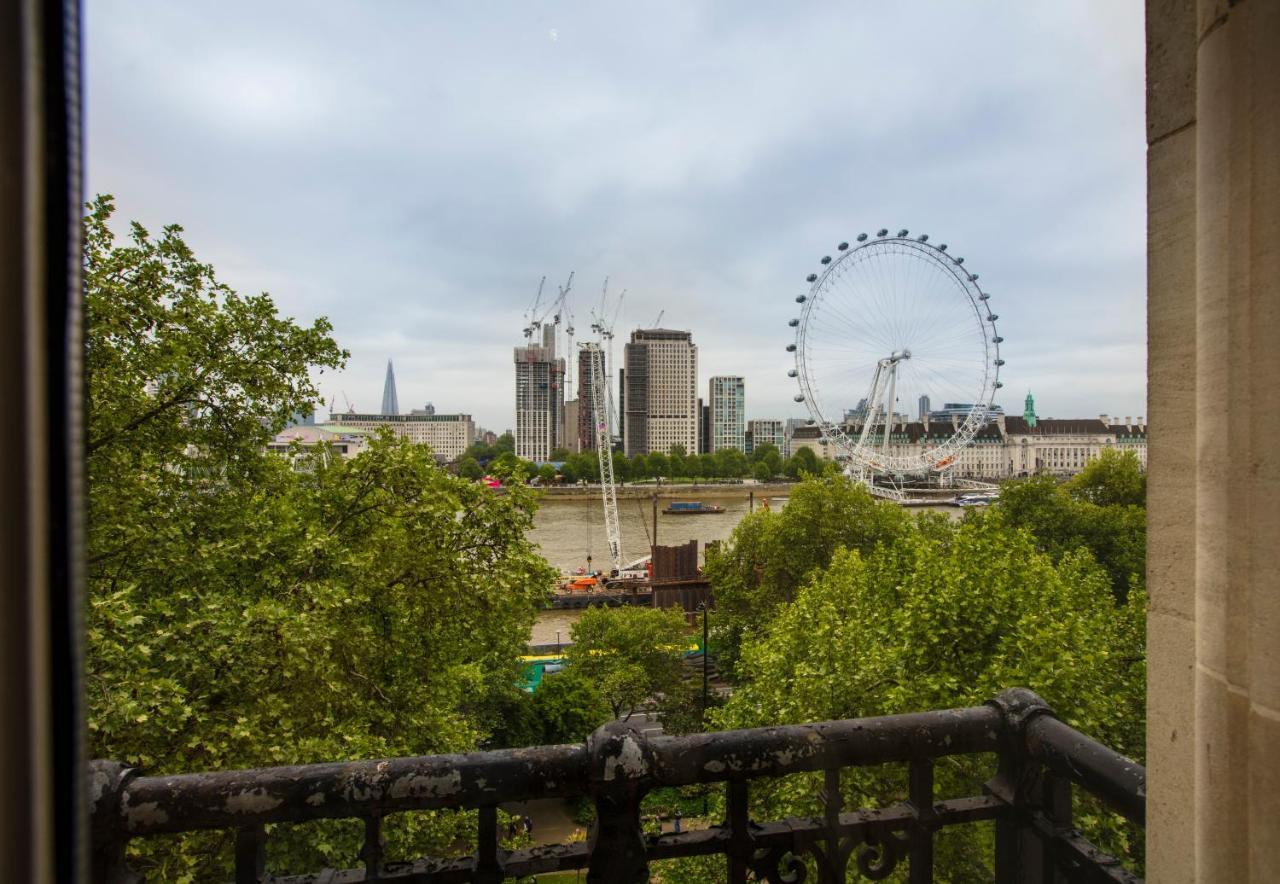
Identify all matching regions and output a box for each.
[84,197,557,876]
[530,671,612,744]
[993,456,1146,601]
[714,447,749,478]
[549,447,571,462]
[784,446,821,478]
[457,455,484,480]
[1066,448,1146,507]
[704,474,911,675]
[565,607,691,720]
[752,461,773,483]
[537,463,558,484]
[697,516,1145,878]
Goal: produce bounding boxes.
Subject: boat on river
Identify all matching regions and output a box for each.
[662,501,725,515]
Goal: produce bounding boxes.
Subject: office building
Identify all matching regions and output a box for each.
[622,329,698,456]
[748,419,786,455]
[514,324,565,461]
[918,395,931,421]
[381,360,400,415]
[710,376,745,451]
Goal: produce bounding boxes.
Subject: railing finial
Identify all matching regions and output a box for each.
[586,720,655,883]
[987,687,1054,734]
[88,760,139,883]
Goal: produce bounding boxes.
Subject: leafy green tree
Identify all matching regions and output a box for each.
[494,431,515,453]
[1066,448,1147,507]
[696,516,1145,879]
[784,446,821,478]
[530,671,612,744]
[646,452,669,481]
[84,197,556,877]
[993,453,1146,601]
[704,475,911,675]
[714,447,749,478]
[565,607,692,720]
[457,455,484,480]
[752,461,773,483]
[537,463,558,484]
[549,447,571,462]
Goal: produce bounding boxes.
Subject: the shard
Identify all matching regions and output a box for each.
[381,359,400,415]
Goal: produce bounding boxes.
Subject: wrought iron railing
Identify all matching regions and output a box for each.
[88,688,1144,882]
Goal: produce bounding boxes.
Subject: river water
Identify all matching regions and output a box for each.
[526,491,958,645]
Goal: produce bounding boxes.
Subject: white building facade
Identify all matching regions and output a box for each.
[710,376,745,452]
[789,414,1147,479]
[327,412,475,461]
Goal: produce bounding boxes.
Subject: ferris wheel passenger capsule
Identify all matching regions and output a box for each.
[857,233,868,241]
[978,292,990,300]
[788,318,799,327]
[987,314,999,321]
[955,257,965,264]
[786,344,797,352]
[787,369,797,377]
[993,336,1004,343]
[994,381,1004,389]
[806,273,817,282]
[794,394,806,403]
[838,242,849,250]
[795,294,807,303]
[820,256,831,264]
[897,229,909,237]
[938,244,948,251]
[877,229,888,237]
[970,273,980,281]
[994,359,1005,366]
[917,234,929,242]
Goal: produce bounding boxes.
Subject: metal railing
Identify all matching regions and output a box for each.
[88,688,1145,882]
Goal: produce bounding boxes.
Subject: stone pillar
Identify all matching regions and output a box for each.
[1193,0,1280,878]
[1147,0,1280,879]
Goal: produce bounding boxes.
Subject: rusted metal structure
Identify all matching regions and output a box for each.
[89,689,1144,882]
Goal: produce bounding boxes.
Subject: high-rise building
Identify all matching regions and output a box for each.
[622,329,698,456]
[576,346,606,451]
[699,400,710,454]
[710,376,745,451]
[748,419,786,455]
[381,360,400,415]
[514,324,565,461]
[918,395,931,421]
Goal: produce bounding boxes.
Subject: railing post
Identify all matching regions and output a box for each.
[585,720,654,884]
[87,760,139,884]
[986,688,1054,884]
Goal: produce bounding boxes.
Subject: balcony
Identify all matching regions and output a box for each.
[89,688,1144,882]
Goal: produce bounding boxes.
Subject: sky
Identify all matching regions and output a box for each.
[86,2,1147,433]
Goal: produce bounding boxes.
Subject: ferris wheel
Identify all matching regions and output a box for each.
[788,229,1003,475]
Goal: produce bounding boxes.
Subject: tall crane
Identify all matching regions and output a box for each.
[587,279,626,574]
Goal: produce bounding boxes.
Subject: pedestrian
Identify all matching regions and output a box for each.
[522,815,533,837]
[673,809,682,834]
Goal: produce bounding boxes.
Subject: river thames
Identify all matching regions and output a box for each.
[526,489,959,645]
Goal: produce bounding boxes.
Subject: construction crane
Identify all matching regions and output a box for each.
[652,309,664,327]
[522,277,547,341]
[587,279,627,575]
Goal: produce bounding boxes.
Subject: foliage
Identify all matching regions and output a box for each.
[672,520,1142,879]
[531,671,612,744]
[85,197,556,878]
[565,607,692,720]
[704,474,912,675]
[783,445,821,478]
[993,449,1146,600]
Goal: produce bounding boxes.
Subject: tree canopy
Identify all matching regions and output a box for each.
[565,606,692,720]
[85,196,556,877]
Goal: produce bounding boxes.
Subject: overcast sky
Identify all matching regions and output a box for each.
[86,2,1147,432]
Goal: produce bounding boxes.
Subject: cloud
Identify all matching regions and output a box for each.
[86,0,1146,431]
